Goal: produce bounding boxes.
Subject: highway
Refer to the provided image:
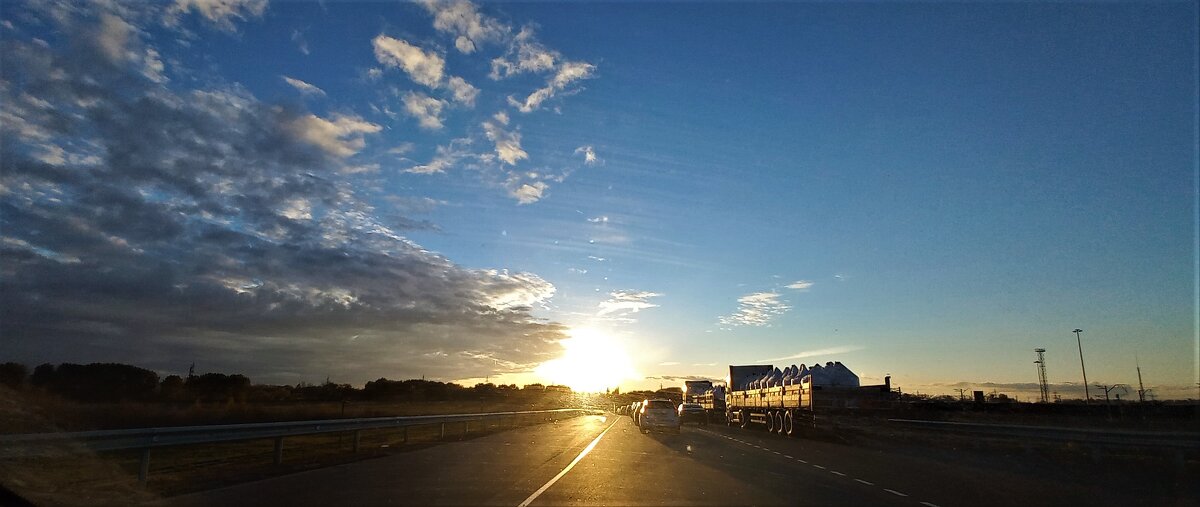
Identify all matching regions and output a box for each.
[165,413,1193,506]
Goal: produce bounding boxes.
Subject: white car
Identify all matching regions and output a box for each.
[638,399,681,434]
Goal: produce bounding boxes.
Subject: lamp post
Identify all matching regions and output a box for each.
[1073,328,1090,403]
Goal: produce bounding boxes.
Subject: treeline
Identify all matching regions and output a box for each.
[0,362,571,404]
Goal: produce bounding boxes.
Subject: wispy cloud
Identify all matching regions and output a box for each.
[658,361,680,366]
[422,0,510,54]
[575,145,600,165]
[598,290,662,317]
[372,35,445,88]
[786,280,814,290]
[758,345,865,362]
[719,292,790,327]
[402,91,447,130]
[166,0,268,32]
[282,75,326,96]
[482,118,528,165]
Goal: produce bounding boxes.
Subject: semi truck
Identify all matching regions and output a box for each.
[720,362,893,436]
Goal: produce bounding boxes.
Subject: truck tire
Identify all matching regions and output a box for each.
[784,410,795,437]
[726,411,735,426]
[739,410,750,429]
[766,411,776,433]
[773,411,784,434]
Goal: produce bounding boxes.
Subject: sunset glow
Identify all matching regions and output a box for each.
[535,329,638,393]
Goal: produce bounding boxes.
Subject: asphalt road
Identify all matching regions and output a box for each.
[164,413,1194,506]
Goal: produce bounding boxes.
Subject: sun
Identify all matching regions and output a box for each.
[535,328,638,393]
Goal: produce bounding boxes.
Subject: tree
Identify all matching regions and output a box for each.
[0,363,27,388]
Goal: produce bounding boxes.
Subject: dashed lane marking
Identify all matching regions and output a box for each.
[854,479,874,486]
[830,471,846,476]
[783,455,794,459]
[812,464,826,470]
[883,489,909,497]
[921,503,941,507]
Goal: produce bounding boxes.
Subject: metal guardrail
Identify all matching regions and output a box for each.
[0,408,598,483]
[887,418,1200,450]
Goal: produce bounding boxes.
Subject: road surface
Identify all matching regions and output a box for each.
[165,413,1194,506]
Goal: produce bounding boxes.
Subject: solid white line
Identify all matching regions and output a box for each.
[517,419,618,507]
[920,502,941,507]
[854,479,874,486]
[883,489,909,497]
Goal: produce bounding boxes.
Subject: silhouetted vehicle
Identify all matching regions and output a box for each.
[638,399,680,434]
[630,401,642,424]
[677,403,708,426]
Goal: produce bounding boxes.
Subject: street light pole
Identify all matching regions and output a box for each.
[1073,328,1090,403]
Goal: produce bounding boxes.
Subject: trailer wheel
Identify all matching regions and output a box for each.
[739,410,750,429]
[784,410,795,437]
[726,411,735,426]
[766,411,776,433]
[772,411,784,434]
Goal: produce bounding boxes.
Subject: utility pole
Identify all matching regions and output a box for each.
[955,388,967,402]
[1034,348,1049,403]
[1073,329,1090,403]
[1136,357,1147,403]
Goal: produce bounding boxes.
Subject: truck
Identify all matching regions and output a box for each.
[686,380,726,420]
[722,362,893,436]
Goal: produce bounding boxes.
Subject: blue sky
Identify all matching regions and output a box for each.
[1,1,1195,399]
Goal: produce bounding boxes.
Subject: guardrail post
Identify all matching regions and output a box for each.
[463,421,469,437]
[402,426,408,444]
[440,422,446,440]
[273,437,284,465]
[352,430,361,453]
[138,448,151,486]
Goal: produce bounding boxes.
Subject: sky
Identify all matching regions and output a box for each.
[1,0,1196,399]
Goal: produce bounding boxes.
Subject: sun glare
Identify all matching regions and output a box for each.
[535,328,638,393]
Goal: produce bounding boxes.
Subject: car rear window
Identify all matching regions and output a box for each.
[646,400,674,409]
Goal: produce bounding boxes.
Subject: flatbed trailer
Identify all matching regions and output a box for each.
[724,365,893,436]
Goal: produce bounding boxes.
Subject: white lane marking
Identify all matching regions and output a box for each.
[855,479,874,486]
[830,471,846,476]
[883,489,909,497]
[920,502,941,507]
[772,451,782,455]
[812,464,826,470]
[796,459,808,463]
[517,419,618,507]
[783,455,794,459]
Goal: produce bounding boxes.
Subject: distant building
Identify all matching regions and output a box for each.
[545,384,572,393]
[522,383,545,391]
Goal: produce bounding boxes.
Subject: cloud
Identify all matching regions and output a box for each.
[658,361,680,366]
[509,60,595,113]
[645,375,720,382]
[786,280,814,290]
[758,346,865,362]
[575,145,600,166]
[488,26,596,113]
[291,28,310,55]
[482,119,528,166]
[402,91,447,130]
[587,216,608,224]
[405,137,473,174]
[598,290,662,316]
[282,76,326,96]
[446,76,479,107]
[167,0,268,32]
[509,181,548,205]
[421,0,509,54]
[0,3,569,385]
[283,113,382,158]
[719,292,791,327]
[372,35,445,89]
